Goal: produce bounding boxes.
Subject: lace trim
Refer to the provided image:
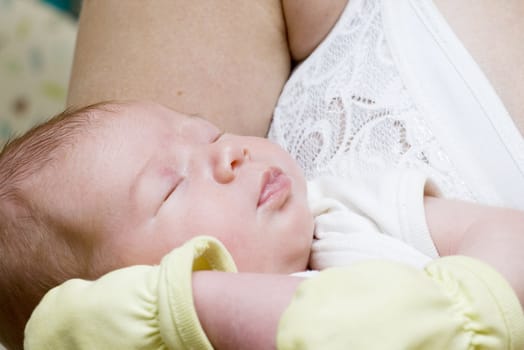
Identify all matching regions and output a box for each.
[269,0,474,201]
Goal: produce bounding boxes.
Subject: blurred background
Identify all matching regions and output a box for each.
[0,2,76,348]
[0,0,80,146]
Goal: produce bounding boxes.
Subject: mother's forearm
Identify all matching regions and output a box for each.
[456,211,524,309]
[425,196,524,309]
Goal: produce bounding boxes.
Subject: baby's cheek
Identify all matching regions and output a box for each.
[288,202,315,271]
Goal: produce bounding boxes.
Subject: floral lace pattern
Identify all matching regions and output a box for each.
[269,0,474,201]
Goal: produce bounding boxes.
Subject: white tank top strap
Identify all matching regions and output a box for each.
[382,0,524,209]
[269,0,524,209]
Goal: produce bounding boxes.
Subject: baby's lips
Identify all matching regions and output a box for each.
[258,167,291,209]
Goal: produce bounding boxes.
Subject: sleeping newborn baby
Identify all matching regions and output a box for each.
[1,101,522,350]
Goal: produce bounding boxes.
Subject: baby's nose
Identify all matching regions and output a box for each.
[213,144,250,184]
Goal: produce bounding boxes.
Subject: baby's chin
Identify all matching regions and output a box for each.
[282,235,315,274]
[236,246,311,274]
[287,208,315,273]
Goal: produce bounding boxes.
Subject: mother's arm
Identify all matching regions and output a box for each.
[282,0,348,62]
[67,0,291,136]
[425,196,524,306]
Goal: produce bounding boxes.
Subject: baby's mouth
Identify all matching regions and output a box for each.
[257,167,291,209]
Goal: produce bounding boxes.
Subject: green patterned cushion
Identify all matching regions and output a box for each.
[0,0,77,146]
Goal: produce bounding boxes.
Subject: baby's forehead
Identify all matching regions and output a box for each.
[95,102,167,127]
[75,104,154,140]
[72,102,221,154]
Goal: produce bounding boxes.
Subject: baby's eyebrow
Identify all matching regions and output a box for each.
[185,114,223,137]
[187,113,220,128]
[187,113,206,120]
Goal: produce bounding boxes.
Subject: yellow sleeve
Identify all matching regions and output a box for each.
[277,256,524,350]
[24,236,237,350]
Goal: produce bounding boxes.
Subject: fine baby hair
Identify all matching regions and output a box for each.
[0,99,312,350]
[0,102,117,350]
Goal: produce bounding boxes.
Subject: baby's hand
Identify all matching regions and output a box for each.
[24,236,236,350]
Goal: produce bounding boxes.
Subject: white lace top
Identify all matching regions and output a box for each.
[269,0,524,209]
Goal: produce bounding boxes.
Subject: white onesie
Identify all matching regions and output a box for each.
[269,0,524,210]
[307,170,439,270]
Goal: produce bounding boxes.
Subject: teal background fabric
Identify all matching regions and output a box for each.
[42,0,81,17]
[0,0,77,146]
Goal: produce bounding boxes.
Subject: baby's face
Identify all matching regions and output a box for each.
[52,101,313,273]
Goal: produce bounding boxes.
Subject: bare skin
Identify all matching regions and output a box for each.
[67,0,290,137]
[433,0,524,135]
[282,0,348,61]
